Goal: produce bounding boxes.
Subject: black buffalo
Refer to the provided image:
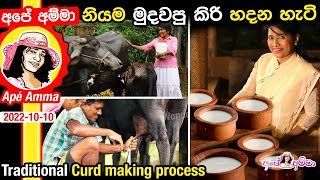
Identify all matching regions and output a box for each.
[88,61,157,96]
[124,62,157,96]
[54,31,129,96]
[98,99,188,165]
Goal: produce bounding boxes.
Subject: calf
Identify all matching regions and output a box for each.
[87,70,124,96]
[124,62,157,96]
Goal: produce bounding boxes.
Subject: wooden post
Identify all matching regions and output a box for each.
[207,26,217,67]
[172,26,183,65]
[179,115,188,165]
[207,26,218,94]
[190,27,208,89]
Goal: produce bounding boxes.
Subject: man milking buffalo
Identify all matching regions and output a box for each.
[42,99,138,166]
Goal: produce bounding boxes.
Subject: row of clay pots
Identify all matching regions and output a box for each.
[191,88,273,141]
[191,89,298,179]
[192,134,298,180]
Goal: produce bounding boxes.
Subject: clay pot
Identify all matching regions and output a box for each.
[237,134,279,167]
[232,95,273,130]
[255,150,298,180]
[190,89,218,122]
[192,148,248,180]
[194,105,238,141]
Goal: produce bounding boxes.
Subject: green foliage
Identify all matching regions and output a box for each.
[54,20,159,63]
[53,26,75,36]
[97,20,159,63]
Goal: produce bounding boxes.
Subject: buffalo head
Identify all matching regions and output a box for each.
[68,34,123,71]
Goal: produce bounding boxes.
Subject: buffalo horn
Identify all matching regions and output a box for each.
[74,37,87,43]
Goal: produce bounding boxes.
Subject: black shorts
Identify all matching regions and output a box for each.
[65,151,76,165]
[58,151,76,166]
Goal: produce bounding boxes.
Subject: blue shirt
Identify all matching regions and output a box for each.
[42,107,102,165]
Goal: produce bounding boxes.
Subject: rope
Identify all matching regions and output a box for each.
[59,50,111,87]
[80,51,111,73]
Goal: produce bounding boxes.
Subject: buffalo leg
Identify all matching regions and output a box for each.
[139,135,151,165]
[166,99,187,164]
[138,99,170,165]
[112,152,121,165]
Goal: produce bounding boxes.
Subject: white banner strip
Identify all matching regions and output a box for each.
[0,112,56,123]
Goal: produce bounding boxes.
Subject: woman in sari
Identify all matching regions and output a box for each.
[228,23,320,161]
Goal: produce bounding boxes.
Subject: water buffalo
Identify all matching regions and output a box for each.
[53,31,129,96]
[87,70,124,96]
[98,99,188,165]
[87,62,157,96]
[124,62,157,96]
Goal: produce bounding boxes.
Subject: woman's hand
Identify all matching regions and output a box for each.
[156,52,166,59]
[125,39,145,51]
[279,126,306,148]
[156,52,162,59]
[125,39,134,47]
[123,136,138,152]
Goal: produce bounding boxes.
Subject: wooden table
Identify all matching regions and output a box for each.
[190,122,272,159]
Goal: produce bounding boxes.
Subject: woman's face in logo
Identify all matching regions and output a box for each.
[285,156,290,162]
[22,47,46,72]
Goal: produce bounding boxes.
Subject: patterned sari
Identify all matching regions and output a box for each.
[230,53,320,156]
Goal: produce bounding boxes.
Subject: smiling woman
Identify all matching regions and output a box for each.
[23,47,46,72]
[227,23,320,159]
[2,31,60,90]
[267,25,299,64]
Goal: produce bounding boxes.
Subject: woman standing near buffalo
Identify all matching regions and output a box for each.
[126,22,182,98]
[228,23,320,159]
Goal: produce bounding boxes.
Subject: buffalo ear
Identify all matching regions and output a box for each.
[69,48,82,65]
[124,66,134,84]
[69,43,90,62]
